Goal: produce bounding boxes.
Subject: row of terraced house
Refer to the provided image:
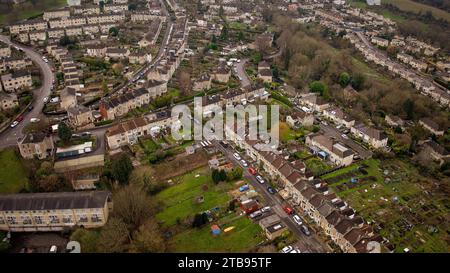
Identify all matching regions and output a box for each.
[224,127,383,253]
[344,32,450,108]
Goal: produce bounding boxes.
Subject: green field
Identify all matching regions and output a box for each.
[321,158,450,252]
[383,0,450,22]
[155,167,233,227]
[0,149,29,193]
[170,214,264,252]
[0,0,67,26]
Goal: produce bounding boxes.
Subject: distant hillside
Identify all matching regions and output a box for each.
[0,0,67,26]
[383,0,450,22]
[412,0,450,13]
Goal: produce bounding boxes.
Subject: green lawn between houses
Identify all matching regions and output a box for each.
[0,149,29,193]
[169,214,264,252]
[155,167,233,227]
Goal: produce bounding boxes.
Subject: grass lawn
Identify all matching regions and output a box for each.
[169,214,264,252]
[140,138,160,153]
[229,22,249,30]
[0,0,67,26]
[0,149,29,193]
[155,167,233,227]
[305,157,332,176]
[279,122,297,143]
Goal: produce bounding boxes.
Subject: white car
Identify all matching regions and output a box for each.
[255,175,265,184]
[10,121,19,128]
[249,210,262,219]
[293,215,303,225]
[281,246,293,253]
[240,160,248,167]
[30,118,40,123]
[233,153,241,160]
[341,134,349,139]
[261,206,271,213]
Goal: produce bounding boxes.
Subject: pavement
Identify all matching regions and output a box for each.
[214,140,330,253]
[0,34,54,149]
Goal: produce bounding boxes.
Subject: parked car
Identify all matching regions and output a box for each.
[293,215,303,225]
[43,97,49,103]
[261,206,271,213]
[240,160,248,167]
[10,121,19,128]
[281,246,293,253]
[267,186,275,194]
[255,175,265,184]
[30,118,40,123]
[49,245,57,253]
[341,134,349,139]
[248,167,257,175]
[300,225,311,236]
[27,105,34,112]
[233,153,241,160]
[16,115,24,122]
[249,210,262,219]
[283,205,293,215]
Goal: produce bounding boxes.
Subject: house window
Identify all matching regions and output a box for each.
[21,216,32,225]
[6,216,17,225]
[0,217,5,225]
[63,216,72,224]
[49,215,59,224]
[34,216,43,224]
[78,215,88,223]
[91,214,102,222]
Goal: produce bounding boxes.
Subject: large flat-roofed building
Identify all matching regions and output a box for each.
[0,191,112,232]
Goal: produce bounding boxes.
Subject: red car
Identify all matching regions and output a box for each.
[248,167,257,175]
[283,205,293,215]
[16,115,24,122]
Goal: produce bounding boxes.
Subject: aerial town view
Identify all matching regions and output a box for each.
[0,0,448,260]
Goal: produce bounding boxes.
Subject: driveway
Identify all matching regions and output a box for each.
[0,35,54,149]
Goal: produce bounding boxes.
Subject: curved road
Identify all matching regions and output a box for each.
[0,35,54,148]
[234,58,251,87]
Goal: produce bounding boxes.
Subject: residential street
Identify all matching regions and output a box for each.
[0,34,54,149]
[214,141,330,253]
[234,59,251,88]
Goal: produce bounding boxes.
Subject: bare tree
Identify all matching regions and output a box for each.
[130,219,166,253]
[97,217,130,253]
